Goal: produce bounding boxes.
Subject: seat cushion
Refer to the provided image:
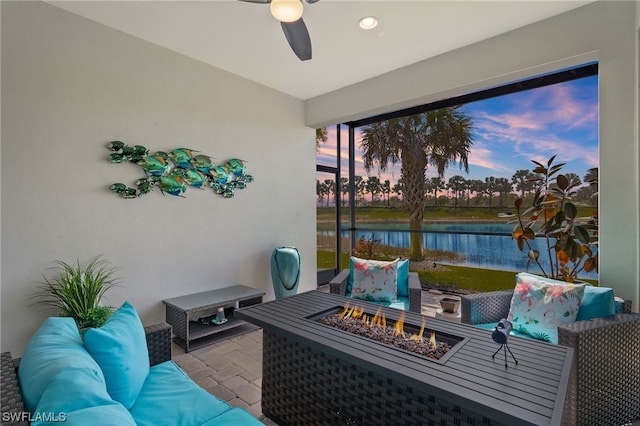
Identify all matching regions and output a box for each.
[31,367,135,426]
[346,293,410,311]
[200,408,265,426]
[84,301,149,409]
[18,317,105,413]
[129,360,232,426]
[507,272,585,344]
[32,405,137,426]
[576,286,615,321]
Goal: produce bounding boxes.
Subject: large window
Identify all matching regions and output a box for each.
[317,63,598,284]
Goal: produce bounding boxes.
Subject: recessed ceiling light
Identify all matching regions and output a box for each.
[359,16,378,30]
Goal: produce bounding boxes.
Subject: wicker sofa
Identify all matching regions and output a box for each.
[460,290,640,426]
[1,313,263,426]
[329,268,422,313]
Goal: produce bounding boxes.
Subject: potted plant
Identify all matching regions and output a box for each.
[33,255,120,329]
[511,156,598,282]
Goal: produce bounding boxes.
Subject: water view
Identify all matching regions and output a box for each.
[321,222,599,280]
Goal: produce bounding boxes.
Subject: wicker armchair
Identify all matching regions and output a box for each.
[0,323,172,426]
[328,269,422,313]
[460,290,640,426]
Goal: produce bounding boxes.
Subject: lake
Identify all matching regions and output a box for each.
[320,222,598,280]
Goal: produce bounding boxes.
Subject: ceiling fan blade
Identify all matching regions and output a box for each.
[305,0,320,3]
[237,0,271,3]
[281,18,312,61]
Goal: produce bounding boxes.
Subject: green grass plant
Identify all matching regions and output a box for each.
[33,255,120,329]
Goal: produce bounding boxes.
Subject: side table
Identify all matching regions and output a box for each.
[163,285,265,352]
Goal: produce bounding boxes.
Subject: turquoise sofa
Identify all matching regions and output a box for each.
[1,302,263,426]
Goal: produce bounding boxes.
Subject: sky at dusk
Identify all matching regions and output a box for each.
[316,74,598,186]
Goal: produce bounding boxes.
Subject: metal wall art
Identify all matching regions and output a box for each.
[108,141,253,199]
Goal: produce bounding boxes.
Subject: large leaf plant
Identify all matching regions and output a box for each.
[512,156,598,282]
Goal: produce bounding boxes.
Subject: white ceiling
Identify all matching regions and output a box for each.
[48,0,595,100]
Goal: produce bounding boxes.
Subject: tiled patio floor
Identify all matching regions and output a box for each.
[171,287,458,424]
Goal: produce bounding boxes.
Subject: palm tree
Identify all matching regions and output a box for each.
[323,179,335,207]
[495,177,512,208]
[315,127,328,150]
[366,176,382,204]
[392,180,404,203]
[382,180,391,206]
[484,176,496,208]
[340,177,349,206]
[511,169,532,198]
[360,107,473,260]
[429,177,446,207]
[448,175,466,208]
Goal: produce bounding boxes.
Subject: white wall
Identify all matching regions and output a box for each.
[1,1,317,355]
[306,0,640,308]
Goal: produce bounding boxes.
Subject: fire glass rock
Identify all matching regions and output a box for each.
[319,313,451,360]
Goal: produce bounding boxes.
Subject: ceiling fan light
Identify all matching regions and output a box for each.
[270,0,303,23]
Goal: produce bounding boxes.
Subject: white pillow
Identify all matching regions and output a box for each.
[350,257,398,303]
[507,272,585,344]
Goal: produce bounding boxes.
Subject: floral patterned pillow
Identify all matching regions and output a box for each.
[350,257,398,303]
[507,272,586,344]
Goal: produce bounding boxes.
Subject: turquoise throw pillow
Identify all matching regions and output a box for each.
[507,273,585,344]
[31,367,135,426]
[576,286,615,321]
[18,317,105,413]
[84,301,149,409]
[396,259,409,297]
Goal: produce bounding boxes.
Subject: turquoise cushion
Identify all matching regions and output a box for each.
[576,286,615,321]
[397,259,409,297]
[31,367,135,426]
[18,317,105,413]
[130,360,232,426]
[33,405,136,425]
[200,408,264,425]
[346,294,410,311]
[84,301,149,409]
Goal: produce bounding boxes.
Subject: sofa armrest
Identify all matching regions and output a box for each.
[460,290,514,325]
[558,313,640,425]
[328,269,350,296]
[1,351,27,425]
[407,272,422,313]
[144,322,172,367]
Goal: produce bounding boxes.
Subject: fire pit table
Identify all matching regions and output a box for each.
[235,290,573,426]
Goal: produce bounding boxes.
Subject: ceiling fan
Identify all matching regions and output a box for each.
[239,0,319,61]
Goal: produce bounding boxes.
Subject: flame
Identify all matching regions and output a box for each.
[393,312,406,337]
[429,330,437,349]
[370,307,387,328]
[340,302,438,349]
[409,318,426,342]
